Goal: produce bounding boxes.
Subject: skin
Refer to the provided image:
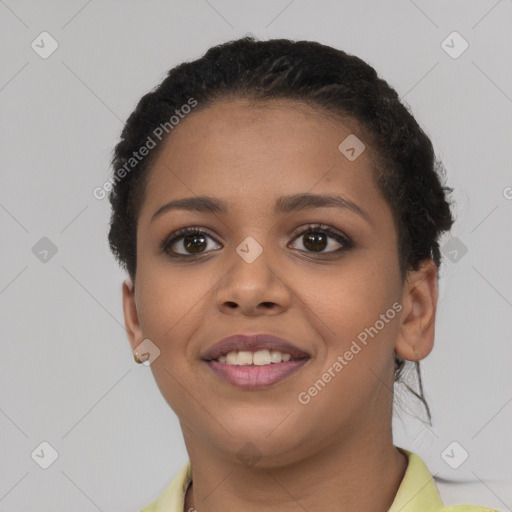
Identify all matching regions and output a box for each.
[122,98,438,512]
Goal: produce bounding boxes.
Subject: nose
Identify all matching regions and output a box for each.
[214,243,292,316]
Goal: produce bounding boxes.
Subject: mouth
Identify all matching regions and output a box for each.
[201,333,311,389]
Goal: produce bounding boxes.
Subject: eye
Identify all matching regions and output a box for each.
[162,227,221,256]
[288,224,352,254]
[161,223,353,259]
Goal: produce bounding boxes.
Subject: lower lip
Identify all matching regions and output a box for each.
[205,359,309,389]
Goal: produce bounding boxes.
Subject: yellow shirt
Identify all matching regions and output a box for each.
[141,447,501,512]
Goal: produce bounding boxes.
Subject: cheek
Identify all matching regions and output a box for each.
[135,264,211,416]
[294,260,401,418]
[289,252,401,390]
[291,258,399,338]
[134,262,214,360]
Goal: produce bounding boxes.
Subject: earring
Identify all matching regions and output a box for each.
[134,354,143,364]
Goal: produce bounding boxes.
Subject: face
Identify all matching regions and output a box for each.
[122,98,436,466]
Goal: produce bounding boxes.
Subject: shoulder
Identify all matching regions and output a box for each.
[393,448,502,512]
[444,506,502,512]
[139,460,192,512]
[139,496,159,512]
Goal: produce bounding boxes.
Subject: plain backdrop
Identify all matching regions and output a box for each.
[1,1,511,511]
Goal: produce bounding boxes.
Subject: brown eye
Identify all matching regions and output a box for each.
[163,228,221,256]
[289,225,351,254]
[302,232,328,252]
[181,233,208,253]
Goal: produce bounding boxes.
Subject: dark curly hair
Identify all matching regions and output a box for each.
[107,36,454,425]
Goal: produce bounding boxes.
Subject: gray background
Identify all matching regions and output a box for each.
[1,0,511,510]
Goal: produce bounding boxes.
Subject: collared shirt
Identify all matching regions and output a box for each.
[140,447,500,512]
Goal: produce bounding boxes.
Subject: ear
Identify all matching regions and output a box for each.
[395,259,438,362]
[122,278,144,353]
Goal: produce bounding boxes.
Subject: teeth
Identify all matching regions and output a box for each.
[226,352,238,365]
[253,350,271,365]
[237,351,253,365]
[216,350,294,365]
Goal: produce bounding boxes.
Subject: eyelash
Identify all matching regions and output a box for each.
[160,223,354,260]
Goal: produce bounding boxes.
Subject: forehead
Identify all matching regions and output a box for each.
[138,98,383,221]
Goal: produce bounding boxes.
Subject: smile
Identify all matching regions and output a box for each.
[206,350,310,389]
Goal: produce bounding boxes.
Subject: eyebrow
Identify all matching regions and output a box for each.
[150,193,371,224]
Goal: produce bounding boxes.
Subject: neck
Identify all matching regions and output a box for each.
[182,428,408,512]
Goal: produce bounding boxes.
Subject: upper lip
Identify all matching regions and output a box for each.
[201,333,311,361]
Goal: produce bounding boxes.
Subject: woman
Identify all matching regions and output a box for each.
[107,36,500,512]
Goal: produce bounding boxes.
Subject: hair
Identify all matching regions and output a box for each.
[107,36,454,425]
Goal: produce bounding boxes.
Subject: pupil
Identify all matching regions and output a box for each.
[184,234,207,253]
[304,232,327,252]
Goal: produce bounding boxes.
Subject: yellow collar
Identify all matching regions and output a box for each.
[141,447,496,512]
